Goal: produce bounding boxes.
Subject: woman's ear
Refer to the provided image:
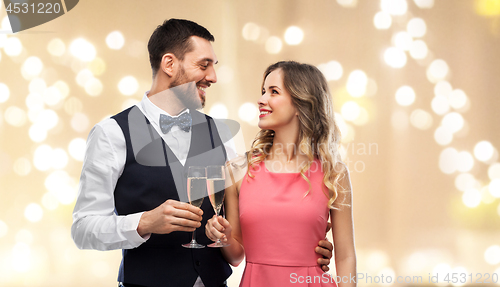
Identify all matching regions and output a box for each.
[160,53,176,77]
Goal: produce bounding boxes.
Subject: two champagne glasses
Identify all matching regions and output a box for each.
[182,165,230,248]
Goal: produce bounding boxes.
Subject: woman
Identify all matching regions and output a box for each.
[206,61,356,286]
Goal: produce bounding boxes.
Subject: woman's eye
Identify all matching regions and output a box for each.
[261,89,265,95]
[272,89,278,94]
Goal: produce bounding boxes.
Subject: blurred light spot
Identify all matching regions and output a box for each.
[106,31,125,50]
[51,148,68,169]
[457,151,474,172]
[413,0,434,9]
[42,192,59,210]
[38,109,59,130]
[434,81,452,97]
[431,96,450,115]
[265,36,282,54]
[341,101,361,121]
[47,38,66,56]
[455,173,477,192]
[451,267,468,287]
[284,26,304,45]
[1,16,12,32]
[209,103,229,119]
[70,38,96,62]
[352,107,369,126]
[407,18,427,38]
[68,138,86,161]
[366,250,390,269]
[71,112,90,133]
[22,57,43,79]
[482,186,495,204]
[463,188,481,208]
[0,83,10,103]
[374,11,392,29]
[118,76,139,96]
[391,110,409,130]
[384,47,407,68]
[474,141,495,162]
[238,102,258,123]
[392,31,413,51]
[0,33,7,48]
[89,58,106,76]
[43,86,63,106]
[366,79,378,97]
[13,157,31,176]
[434,126,453,145]
[381,0,408,15]
[33,145,53,171]
[242,23,260,41]
[318,61,343,81]
[24,203,43,223]
[395,86,415,106]
[409,40,428,59]
[45,170,77,205]
[64,97,83,115]
[488,163,500,180]
[4,37,22,56]
[12,242,31,273]
[15,229,33,245]
[5,106,27,127]
[475,0,500,16]
[335,113,349,137]
[84,78,103,96]
[427,59,449,83]
[29,78,47,94]
[91,261,110,278]
[410,109,433,130]
[378,267,395,286]
[490,179,500,197]
[76,69,94,87]
[216,66,234,84]
[29,124,47,142]
[346,70,368,97]
[448,89,468,110]
[485,245,500,265]
[337,0,358,7]
[441,112,464,133]
[25,93,44,111]
[439,147,458,174]
[0,220,8,238]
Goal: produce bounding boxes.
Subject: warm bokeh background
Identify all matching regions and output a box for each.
[1,0,500,286]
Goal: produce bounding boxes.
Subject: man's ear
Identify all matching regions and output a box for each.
[161,53,176,77]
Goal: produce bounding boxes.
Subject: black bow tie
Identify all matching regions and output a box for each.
[159,113,192,133]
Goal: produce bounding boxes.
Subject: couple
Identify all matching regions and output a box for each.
[71,18,356,287]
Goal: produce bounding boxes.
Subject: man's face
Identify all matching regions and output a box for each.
[170,36,218,109]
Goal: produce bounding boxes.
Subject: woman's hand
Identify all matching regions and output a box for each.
[205,215,233,243]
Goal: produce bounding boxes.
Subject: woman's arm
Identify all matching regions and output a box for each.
[205,158,246,266]
[332,164,357,287]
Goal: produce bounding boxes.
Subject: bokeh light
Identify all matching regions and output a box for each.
[317,61,343,81]
[392,31,413,51]
[13,157,32,176]
[84,78,103,96]
[4,37,23,56]
[242,23,260,41]
[427,59,450,83]
[44,170,77,205]
[106,31,125,50]
[346,70,368,97]
[43,86,63,106]
[448,89,468,110]
[462,188,481,208]
[352,107,369,126]
[410,109,433,130]
[455,173,477,192]
[489,179,500,198]
[24,203,43,223]
[434,126,453,145]
[381,0,408,15]
[238,102,259,123]
[484,245,500,265]
[47,38,66,57]
[0,83,10,103]
[341,101,361,121]
[407,18,427,38]
[434,81,453,97]
[51,148,69,169]
[395,86,416,106]
[209,103,229,119]
[441,112,464,133]
[456,151,474,172]
[216,66,234,84]
[71,113,90,133]
[70,38,97,62]
[33,145,53,171]
[284,26,304,45]
[265,36,282,54]
[439,147,458,174]
[384,47,407,68]
[413,0,434,9]
[431,96,450,115]
[474,141,495,162]
[118,76,139,96]
[89,58,107,76]
[29,124,48,143]
[374,11,392,29]
[22,57,44,78]
[68,138,87,161]
[409,40,428,59]
[488,163,500,180]
[5,106,27,127]
[29,78,47,94]
[337,0,358,7]
[42,192,59,210]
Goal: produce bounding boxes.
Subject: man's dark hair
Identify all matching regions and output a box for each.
[148,19,215,77]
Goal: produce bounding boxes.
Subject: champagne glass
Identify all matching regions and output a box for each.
[206,165,230,248]
[182,166,206,249]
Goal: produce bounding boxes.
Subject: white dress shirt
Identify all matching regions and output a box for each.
[71,92,237,287]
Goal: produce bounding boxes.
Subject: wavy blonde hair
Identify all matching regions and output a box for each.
[246,61,349,209]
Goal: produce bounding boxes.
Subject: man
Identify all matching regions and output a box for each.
[71,19,333,287]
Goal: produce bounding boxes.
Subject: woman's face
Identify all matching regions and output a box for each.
[258,69,298,131]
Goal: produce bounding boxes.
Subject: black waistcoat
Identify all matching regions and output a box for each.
[112,106,232,287]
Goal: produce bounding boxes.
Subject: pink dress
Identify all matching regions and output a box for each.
[239,159,338,287]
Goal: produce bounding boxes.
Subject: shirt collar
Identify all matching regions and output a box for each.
[140,91,190,126]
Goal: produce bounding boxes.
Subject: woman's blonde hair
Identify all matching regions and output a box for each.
[246,61,349,209]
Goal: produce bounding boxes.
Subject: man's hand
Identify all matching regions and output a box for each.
[316,221,333,271]
[137,199,203,237]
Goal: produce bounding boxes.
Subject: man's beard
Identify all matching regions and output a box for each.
[169,66,205,109]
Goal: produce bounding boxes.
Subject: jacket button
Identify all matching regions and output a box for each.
[195,260,201,266]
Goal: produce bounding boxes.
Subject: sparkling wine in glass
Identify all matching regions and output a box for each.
[206,165,230,248]
[182,166,206,249]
